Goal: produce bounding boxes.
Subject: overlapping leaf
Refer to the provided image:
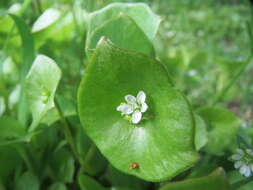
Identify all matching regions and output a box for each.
[197,106,240,155]
[159,168,230,190]
[86,3,160,56]
[86,13,155,56]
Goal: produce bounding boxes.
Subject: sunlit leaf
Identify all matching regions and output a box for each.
[78,38,198,181]
[25,55,62,131]
[32,8,60,33]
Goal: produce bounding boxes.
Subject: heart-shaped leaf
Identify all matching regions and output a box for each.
[159,168,231,190]
[197,106,240,155]
[86,13,155,57]
[25,55,62,131]
[78,38,198,181]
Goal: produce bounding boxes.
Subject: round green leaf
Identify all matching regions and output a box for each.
[78,38,198,181]
[86,13,155,57]
[159,168,231,190]
[25,55,62,131]
[197,107,240,155]
[88,3,161,42]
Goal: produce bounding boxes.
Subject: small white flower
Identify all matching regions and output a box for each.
[116,91,148,124]
[231,148,253,177]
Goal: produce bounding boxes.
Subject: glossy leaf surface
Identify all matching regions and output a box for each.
[78,38,198,181]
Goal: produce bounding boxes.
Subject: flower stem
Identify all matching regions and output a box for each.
[15,144,36,174]
[79,144,97,174]
[55,98,83,166]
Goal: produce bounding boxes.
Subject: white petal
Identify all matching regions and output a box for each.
[140,102,148,113]
[131,111,142,124]
[244,166,251,177]
[117,103,126,111]
[235,161,244,169]
[236,148,244,155]
[240,165,248,175]
[137,91,146,104]
[125,95,136,104]
[231,154,242,161]
[117,104,133,115]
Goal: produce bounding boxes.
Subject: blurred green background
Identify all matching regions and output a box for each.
[1,0,252,118]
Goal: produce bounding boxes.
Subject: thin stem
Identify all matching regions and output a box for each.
[84,144,96,164]
[232,176,253,189]
[15,144,36,174]
[35,0,42,14]
[212,55,252,106]
[79,144,96,174]
[55,98,83,166]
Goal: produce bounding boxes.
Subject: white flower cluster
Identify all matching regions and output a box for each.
[116,91,148,124]
[231,148,253,177]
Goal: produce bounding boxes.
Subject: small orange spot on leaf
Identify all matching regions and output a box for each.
[129,162,139,170]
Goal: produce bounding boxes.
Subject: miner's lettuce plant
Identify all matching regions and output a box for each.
[0,1,253,190]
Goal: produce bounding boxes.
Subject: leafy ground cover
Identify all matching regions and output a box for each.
[0,0,253,189]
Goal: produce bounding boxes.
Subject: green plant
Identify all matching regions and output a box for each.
[0,0,253,189]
